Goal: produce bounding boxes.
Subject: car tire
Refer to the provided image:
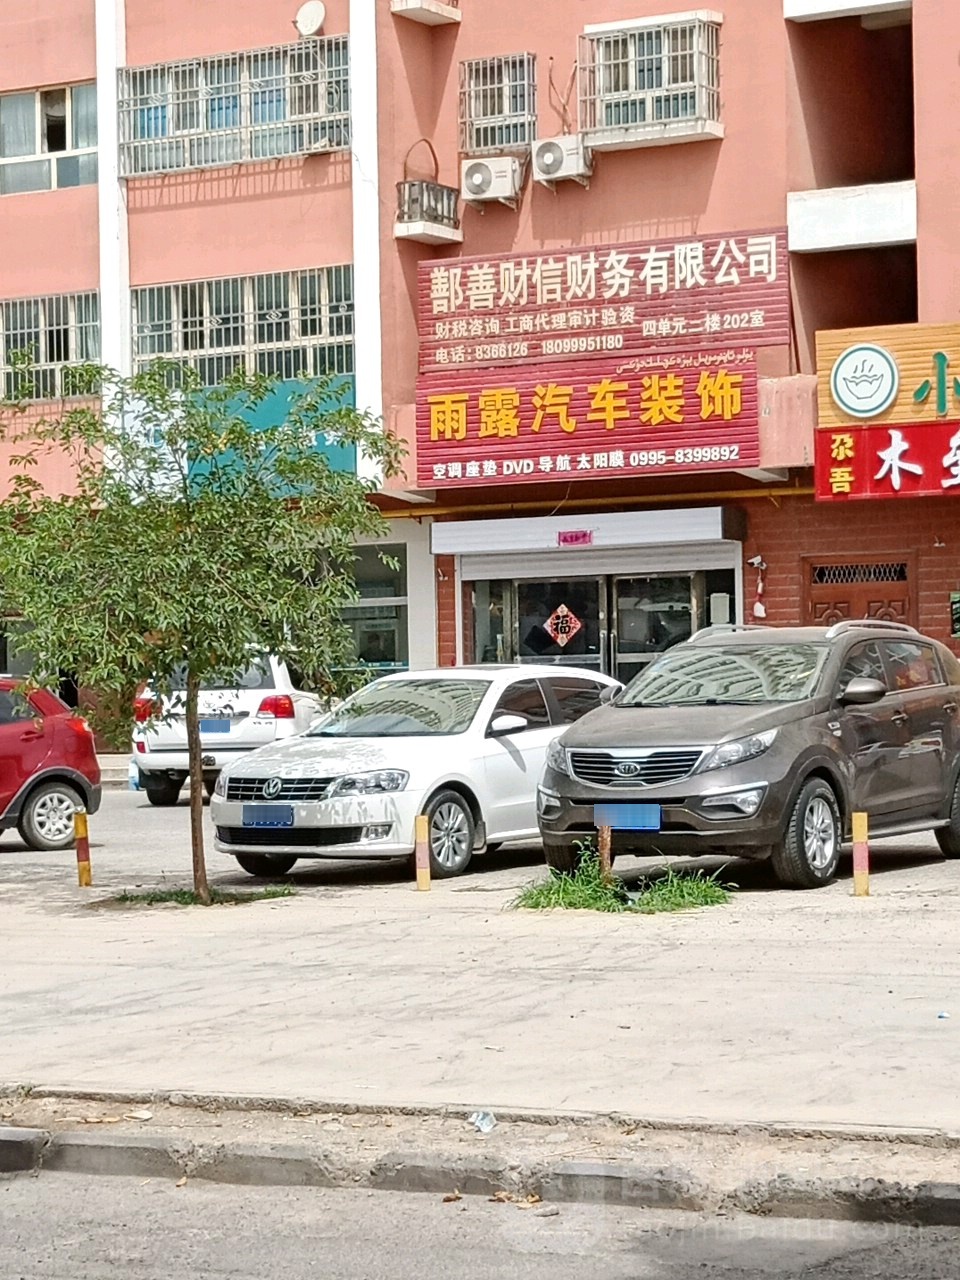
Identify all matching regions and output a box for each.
[771,778,841,889]
[18,781,83,851]
[234,854,298,877]
[936,771,960,856]
[424,790,475,878]
[144,777,182,807]
[543,839,581,875]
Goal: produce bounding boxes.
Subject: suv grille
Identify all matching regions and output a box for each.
[225,777,335,802]
[569,750,702,787]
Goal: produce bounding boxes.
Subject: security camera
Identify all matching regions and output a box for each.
[747,555,766,569]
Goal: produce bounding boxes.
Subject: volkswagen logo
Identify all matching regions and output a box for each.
[262,777,283,800]
[614,762,642,779]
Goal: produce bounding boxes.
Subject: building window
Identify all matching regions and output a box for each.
[1,292,100,399]
[118,37,350,177]
[459,53,537,154]
[131,266,353,385]
[579,14,721,146]
[0,84,98,195]
[341,545,409,674]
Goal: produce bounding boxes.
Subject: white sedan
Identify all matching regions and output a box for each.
[211,665,620,878]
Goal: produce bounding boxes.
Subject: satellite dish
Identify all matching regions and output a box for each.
[294,0,326,36]
[535,141,564,176]
[464,161,493,195]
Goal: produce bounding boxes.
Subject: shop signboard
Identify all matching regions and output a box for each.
[418,230,789,375]
[417,348,760,487]
[816,323,960,501]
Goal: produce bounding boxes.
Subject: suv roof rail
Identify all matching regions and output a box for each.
[824,619,920,639]
[694,624,771,639]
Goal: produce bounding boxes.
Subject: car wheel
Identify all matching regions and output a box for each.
[18,781,83,851]
[543,839,581,875]
[425,790,475,878]
[144,777,182,807]
[936,771,960,856]
[771,779,841,889]
[234,854,298,877]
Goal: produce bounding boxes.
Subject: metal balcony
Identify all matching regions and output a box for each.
[394,180,462,245]
[390,0,461,26]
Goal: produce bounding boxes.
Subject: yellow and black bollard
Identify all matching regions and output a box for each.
[74,807,92,887]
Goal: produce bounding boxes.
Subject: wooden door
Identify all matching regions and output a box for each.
[801,555,916,628]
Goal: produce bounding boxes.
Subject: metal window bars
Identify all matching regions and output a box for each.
[118,37,351,177]
[578,18,720,144]
[396,179,460,229]
[131,266,354,385]
[0,292,100,400]
[458,53,537,154]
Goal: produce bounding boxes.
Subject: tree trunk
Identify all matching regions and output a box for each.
[185,669,212,905]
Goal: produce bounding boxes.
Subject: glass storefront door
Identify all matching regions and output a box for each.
[470,569,737,681]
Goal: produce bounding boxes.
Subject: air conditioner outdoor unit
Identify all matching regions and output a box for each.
[460,155,524,208]
[531,134,593,187]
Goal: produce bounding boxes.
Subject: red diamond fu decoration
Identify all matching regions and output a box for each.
[543,604,582,649]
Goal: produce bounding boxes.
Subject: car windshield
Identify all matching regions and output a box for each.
[619,644,828,706]
[310,678,491,737]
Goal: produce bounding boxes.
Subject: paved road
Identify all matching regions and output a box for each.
[4,1174,960,1280]
[4,791,960,1129]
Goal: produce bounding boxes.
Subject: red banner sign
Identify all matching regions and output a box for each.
[418,229,788,375]
[816,422,960,501]
[416,349,760,488]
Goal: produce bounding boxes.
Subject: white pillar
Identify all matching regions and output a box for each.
[348,0,384,483]
[95,0,130,376]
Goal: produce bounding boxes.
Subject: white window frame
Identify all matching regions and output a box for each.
[131,266,354,384]
[458,53,537,154]
[118,37,351,177]
[579,11,723,147]
[0,84,98,196]
[0,291,101,400]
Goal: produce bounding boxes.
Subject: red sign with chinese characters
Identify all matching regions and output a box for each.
[815,424,960,500]
[418,229,788,375]
[416,349,760,488]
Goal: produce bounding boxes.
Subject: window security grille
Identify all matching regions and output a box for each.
[579,16,720,145]
[396,180,460,229]
[811,563,909,586]
[131,266,353,385]
[458,53,537,154]
[1,292,100,399]
[119,37,350,177]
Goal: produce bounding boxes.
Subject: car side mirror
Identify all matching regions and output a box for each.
[599,685,621,705]
[840,677,887,706]
[488,713,528,737]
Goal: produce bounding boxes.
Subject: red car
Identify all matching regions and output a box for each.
[0,679,101,851]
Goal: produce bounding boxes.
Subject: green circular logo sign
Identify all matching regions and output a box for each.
[830,343,899,419]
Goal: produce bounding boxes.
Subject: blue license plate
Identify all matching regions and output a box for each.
[200,719,231,734]
[242,804,294,829]
[594,803,661,832]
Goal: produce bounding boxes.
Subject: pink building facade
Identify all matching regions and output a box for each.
[1,0,959,676]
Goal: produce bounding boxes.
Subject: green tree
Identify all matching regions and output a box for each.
[0,361,404,903]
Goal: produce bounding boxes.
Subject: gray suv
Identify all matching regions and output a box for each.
[538,621,960,888]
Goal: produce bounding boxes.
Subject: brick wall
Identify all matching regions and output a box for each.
[435,554,457,667]
[742,494,960,652]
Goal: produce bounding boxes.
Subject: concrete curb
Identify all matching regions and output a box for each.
[6,1124,960,1225]
[4,1083,959,1149]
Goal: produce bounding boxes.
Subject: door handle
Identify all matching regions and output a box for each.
[944,703,958,714]
[891,712,909,725]
[19,728,43,741]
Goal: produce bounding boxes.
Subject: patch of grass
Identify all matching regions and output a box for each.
[630,866,730,913]
[514,845,730,915]
[111,884,296,907]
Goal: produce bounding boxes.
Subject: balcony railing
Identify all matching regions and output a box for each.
[397,180,459,228]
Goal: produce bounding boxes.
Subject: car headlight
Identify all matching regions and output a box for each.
[698,729,777,773]
[213,773,227,797]
[545,738,570,777]
[328,770,409,797]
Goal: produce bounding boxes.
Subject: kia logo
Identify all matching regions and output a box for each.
[262,777,283,799]
[615,762,642,778]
